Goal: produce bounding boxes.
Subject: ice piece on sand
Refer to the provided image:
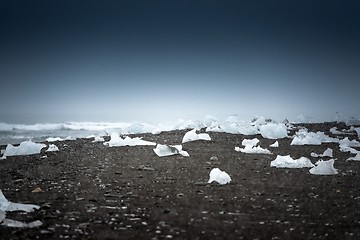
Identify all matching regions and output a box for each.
[321,148,333,157]
[347,153,360,161]
[92,136,105,142]
[153,144,189,157]
[311,148,333,158]
[0,190,40,212]
[208,168,231,185]
[46,137,64,142]
[259,123,288,139]
[46,144,59,152]
[182,129,211,143]
[355,127,360,138]
[2,218,43,228]
[269,141,279,148]
[291,129,338,145]
[309,159,338,175]
[104,133,156,147]
[339,137,360,148]
[270,155,314,168]
[2,141,46,158]
[242,138,259,147]
[235,138,272,154]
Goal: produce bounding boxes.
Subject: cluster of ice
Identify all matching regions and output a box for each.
[208,168,231,185]
[46,144,59,152]
[235,138,271,154]
[270,155,314,168]
[182,129,211,143]
[291,128,339,145]
[103,132,156,147]
[0,140,46,159]
[311,148,333,158]
[207,115,259,135]
[0,190,42,228]
[153,144,189,157]
[309,159,338,175]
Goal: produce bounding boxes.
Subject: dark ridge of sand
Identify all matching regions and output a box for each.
[0,122,360,240]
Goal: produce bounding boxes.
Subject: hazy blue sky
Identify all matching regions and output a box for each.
[1,0,359,123]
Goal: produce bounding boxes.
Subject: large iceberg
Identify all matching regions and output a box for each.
[104,132,156,147]
[309,159,338,175]
[270,155,314,168]
[182,129,211,143]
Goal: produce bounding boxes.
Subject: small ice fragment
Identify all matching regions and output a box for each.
[0,190,40,212]
[269,141,279,148]
[347,153,360,161]
[46,144,59,152]
[182,129,211,143]
[309,159,338,175]
[208,168,231,185]
[104,133,156,147]
[270,155,314,168]
[46,137,64,142]
[242,138,259,147]
[153,144,189,157]
[321,148,333,158]
[2,219,42,228]
[92,136,105,142]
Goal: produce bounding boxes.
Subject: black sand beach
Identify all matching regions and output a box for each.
[1,122,360,239]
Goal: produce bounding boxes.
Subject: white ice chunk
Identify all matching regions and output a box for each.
[355,127,360,138]
[339,137,360,148]
[208,168,231,185]
[259,123,288,139]
[46,144,59,152]
[235,145,272,154]
[291,129,338,145]
[309,159,338,175]
[2,219,43,228]
[269,141,279,148]
[92,136,105,142]
[348,153,360,161]
[153,144,189,157]
[270,155,314,168]
[104,133,156,147]
[182,129,211,143]
[2,141,46,158]
[0,190,40,212]
[46,137,65,142]
[0,210,5,222]
[311,148,333,158]
[321,148,333,157]
[242,138,259,147]
[235,138,272,154]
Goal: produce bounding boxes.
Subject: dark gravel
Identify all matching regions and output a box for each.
[1,122,360,240]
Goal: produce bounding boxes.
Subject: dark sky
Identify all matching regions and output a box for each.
[1,0,359,123]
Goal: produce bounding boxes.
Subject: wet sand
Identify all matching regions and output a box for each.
[0,122,360,239]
